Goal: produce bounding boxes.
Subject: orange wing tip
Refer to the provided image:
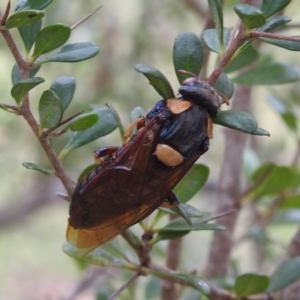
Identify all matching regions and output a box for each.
[66,224,101,257]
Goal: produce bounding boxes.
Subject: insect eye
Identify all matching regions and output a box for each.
[182,77,197,85]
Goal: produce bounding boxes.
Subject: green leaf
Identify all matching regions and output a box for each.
[234,4,266,30]
[145,269,210,295]
[207,0,224,50]
[50,76,76,111]
[17,0,53,10]
[172,204,203,219]
[11,77,44,104]
[213,72,234,99]
[39,90,63,128]
[232,63,300,85]
[18,20,42,53]
[106,103,125,141]
[250,127,270,136]
[267,95,298,132]
[32,24,71,59]
[172,204,202,225]
[153,217,224,243]
[250,164,297,199]
[279,195,300,209]
[5,10,44,29]
[63,243,134,269]
[159,203,203,220]
[154,229,190,241]
[63,113,99,131]
[267,256,300,292]
[130,106,146,135]
[225,45,259,73]
[201,28,230,53]
[41,42,100,63]
[261,0,291,18]
[234,273,269,297]
[131,106,146,122]
[22,162,52,175]
[100,239,129,262]
[59,106,118,159]
[135,64,175,99]
[251,162,275,182]
[260,37,300,51]
[258,16,291,32]
[11,63,41,85]
[157,219,225,232]
[173,32,204,84]
[213,110,259,134]
[174,164,209,203]
[77,163,98,183]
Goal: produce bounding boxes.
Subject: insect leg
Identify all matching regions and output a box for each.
[94,146,119,164]
[123,117,146,145]
[207,116,213,139]
[160,190,180,208]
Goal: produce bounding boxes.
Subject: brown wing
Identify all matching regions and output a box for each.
[67,114,209,256]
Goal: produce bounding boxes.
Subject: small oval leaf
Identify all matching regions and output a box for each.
[32,24,71,59]
[5,10,44,29]
[39,90,63,128]
[11,77,45,104]
[157,219,225,232]
[234,4,266,30]
[174,164,209,203]
[232,63,300,85]
[106,103,125,140]
[267,256,300,292]
[213,72,234,99]
[201,28,230,53]
[41,42,100,63]
[250,127,270,136]
[261,0,291,18]
[235,273,269,297]
[59,106,118,159]
[135,64,175,99]
[173,32,204,84]
[77,162,98,183]
[267,95,297,132]
[63,113,99,132]
[207,0,224,50]
[63,243,131,269]
[279,195,300,209]
[225,45,259,73]
[17,0,53,10]
[170,204,203,225]
[22,162,52,175]
[50,76,76,111]
[258,16,291,32]
[11,63,41,85]
[213,110,258,134]
[260,37,300,51]
[18,20,42,53]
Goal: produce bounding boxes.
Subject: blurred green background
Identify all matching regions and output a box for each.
[1,1,300,299]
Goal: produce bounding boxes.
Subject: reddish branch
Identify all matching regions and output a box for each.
[0,13,74,196]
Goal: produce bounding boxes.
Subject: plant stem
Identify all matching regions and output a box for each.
[0,15,74,196]
[250,31,300,42]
